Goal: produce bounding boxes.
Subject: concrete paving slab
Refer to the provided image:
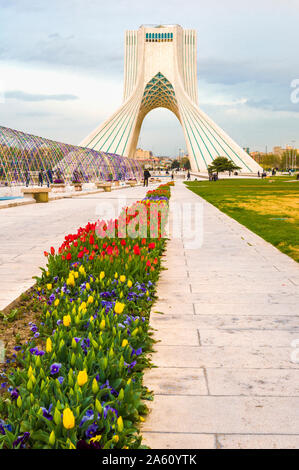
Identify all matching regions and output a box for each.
[142,432,215,449]
[151,345,299,369]
[142,395,299,434]
[207,368,299,396]
[199,329,299,347]
[217,434,299,449]
[144,367,208,395]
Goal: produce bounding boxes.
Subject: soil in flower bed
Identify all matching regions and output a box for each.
[0,289,43,382]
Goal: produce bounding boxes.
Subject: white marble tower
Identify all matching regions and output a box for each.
[80,25,262,173]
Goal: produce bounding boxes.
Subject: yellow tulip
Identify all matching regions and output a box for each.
[87,295,94,304]
[77,370,88,386]
[46,337,52,353]
[63,408,75,429]
[47,283,52,290]
[127,280,132,288]
[114,272,118,279]
[92,378,99,394]
[49,430,55,446]
[67,275,75,287]
[100,319,105,330]
[117,416,124,432]
[79,265,85,275]
[113,435,119,443]
[86,282,90,290]
[114,302,125,315]
[63,314,71,327]
[54,299,59,307]
[121,339,128,347]
[119,275,126,283]
[99,271,105,280]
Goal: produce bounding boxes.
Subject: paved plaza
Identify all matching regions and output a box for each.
[142,181,299,449]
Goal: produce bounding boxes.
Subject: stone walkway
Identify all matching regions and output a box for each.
[142,180,299,449]
[0,184,153,311]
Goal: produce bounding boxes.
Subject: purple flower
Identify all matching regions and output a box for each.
[14,346,22,351]
[10,388,19,400]
[13,432,30,449]
[103,405,118,420]
[57,376,64,384]
[0,419,12,435]
[41,404,53,421]
[79,409,94,427]
[29,347,45,356]
[128,360,137,370]
[50,363,62,375]
[34,332,40,338]
[30,325,38,333]
[86,423,98,439]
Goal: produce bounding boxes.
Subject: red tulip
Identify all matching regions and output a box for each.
[133,245,140,255]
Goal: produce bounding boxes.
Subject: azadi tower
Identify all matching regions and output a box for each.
[81,25,262,174]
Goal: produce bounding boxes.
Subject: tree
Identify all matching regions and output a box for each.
[171,159,180,169]
[180,157,191,170]
[207,157,241,177]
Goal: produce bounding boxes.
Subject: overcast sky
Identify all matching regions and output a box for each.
[0,0,298,156]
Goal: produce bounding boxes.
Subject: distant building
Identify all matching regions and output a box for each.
[273,146,299,157]
[134,148,153,161]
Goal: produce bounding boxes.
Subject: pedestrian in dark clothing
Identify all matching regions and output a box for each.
[187,170,191,180]
[24,170,30,187]
[38,170,43,187]
[143,169,151,187]
[46,169,53,187]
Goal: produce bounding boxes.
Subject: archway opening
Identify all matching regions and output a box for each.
[136,107,186,159]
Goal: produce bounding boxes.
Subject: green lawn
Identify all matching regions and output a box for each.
[185,176,299,262]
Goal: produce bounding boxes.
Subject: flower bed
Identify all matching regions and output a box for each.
[0,183,172,449]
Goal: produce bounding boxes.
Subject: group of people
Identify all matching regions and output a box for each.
[143,169,181,186]
[24,169,54,187]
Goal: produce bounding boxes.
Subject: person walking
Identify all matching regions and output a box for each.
[38,169,44,187]
[187,170,191,180]
[46,168,53,187]
[24,169,30,187]
[143,169,151,187]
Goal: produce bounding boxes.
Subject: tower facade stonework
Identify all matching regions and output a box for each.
[81,25,262,173]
